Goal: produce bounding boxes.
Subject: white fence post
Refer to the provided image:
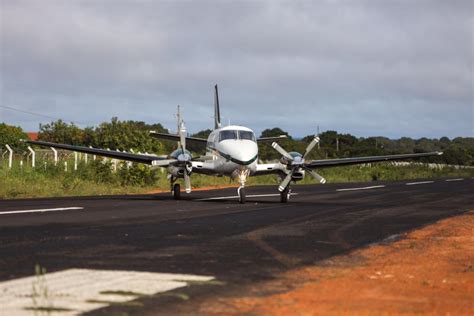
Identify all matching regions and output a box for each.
[5,144,13,169]
[89,146,96,160]
[85,153,88,164]
[74,152,78,171]
[27,146,36,168]
[64,161,68,172]
[51,147,58,165]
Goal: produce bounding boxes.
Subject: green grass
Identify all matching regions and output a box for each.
[1,159,473,199]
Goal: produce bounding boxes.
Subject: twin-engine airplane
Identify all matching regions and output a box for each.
[26,85,442,203]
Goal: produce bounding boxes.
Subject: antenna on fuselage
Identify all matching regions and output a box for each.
[214,84,221,129]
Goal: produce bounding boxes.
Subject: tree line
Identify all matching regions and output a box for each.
[1,119,473,166]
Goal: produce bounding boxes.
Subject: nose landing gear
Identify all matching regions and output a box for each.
[237,169,250,204]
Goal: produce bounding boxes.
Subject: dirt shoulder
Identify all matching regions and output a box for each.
[199,211,474,315]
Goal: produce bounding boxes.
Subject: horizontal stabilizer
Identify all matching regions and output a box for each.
[149,131,207,145]
[257,135,288,143]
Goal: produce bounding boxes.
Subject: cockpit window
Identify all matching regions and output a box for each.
[239,131,255,141]
[219,130,238,141]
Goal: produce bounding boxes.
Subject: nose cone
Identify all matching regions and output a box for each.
[221,140,258,165]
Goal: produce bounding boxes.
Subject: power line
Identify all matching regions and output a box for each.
[0,105,92,126]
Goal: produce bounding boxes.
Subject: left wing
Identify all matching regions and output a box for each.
[257,135,288,143]
[305,152,443,169]
[25,140,171,166]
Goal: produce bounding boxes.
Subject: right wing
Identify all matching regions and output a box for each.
[25,140,170,165]
[149,131,207,145]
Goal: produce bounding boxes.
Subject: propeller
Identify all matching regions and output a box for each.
[272,135,326,192]
[178,116,192,194]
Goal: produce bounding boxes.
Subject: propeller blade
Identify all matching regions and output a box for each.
[278,171,293,192]
[304,167,326,184]
[179,125,186,152]
[192,155,213,162]
[272,142,293,161]
[184,171,192,193]
[303,136,320,159]
[151,159,178,168]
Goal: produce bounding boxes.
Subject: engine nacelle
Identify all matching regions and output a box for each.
[291,169,305,181]
[168,166,185,178]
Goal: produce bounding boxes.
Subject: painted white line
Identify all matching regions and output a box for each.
[0,207,84,216]
[406,181,434,186]
[445,178,464,182]
[0,269,214,316]
[196,193,298,201]
[336,185,386,192]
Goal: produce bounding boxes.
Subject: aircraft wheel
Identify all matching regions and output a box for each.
[280,188,290,203]
[173,183,181,200]
[238,187,246,204]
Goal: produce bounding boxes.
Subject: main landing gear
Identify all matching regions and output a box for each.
[237,169,250,204]
[280,187,291,203]
[169,176,181,200]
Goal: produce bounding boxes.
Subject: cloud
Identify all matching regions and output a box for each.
[1,0,472,138]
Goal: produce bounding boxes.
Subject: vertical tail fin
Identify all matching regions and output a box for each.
[214,84,221,129]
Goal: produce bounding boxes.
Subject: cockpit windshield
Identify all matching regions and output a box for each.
[219,130,238,141]
[219,130,255,142]
[239,131,255,141]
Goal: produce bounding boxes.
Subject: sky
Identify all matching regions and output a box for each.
[1,0,473,139]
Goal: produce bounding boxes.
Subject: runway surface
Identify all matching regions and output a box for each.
[0,178,472,315]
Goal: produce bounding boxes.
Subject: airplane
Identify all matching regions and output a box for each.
[26,85,443,203]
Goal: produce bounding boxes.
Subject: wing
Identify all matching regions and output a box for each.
[257,135,288,143]
[149,131,207,145]
[25,140,170,165]
[305,151,443,168]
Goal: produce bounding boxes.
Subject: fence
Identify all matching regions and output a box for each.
[0,145,162,172]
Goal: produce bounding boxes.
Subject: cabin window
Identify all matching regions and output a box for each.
[219,130,238,141]
[239,131,255,141]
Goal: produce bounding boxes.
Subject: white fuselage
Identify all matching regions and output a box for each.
[198,125,259,177]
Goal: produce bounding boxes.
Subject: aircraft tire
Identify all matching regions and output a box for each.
[280,188,289,203]
[238,187,246,204]
[173,183,181,200]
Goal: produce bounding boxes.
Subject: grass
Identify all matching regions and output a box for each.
[1,159,473,199]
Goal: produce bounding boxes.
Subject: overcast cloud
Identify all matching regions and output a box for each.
[1,0,473,138]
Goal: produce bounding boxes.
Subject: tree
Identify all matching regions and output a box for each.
[260,127,291,139]
[0,123,28,151]
[38,120,85,145]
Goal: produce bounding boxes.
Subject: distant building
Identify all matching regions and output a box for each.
[27,132,38,141]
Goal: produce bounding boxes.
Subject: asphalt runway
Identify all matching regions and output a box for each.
[0,178,472,315]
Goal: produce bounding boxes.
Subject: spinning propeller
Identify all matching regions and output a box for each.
[272,136,326,192]
[178,120,193,193]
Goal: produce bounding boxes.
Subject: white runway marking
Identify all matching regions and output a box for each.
[445,178,464,182]
[336,185,386,192]
[406,181,434,186]
[0,269,214,316]
[196,193,298,201]
[0,207,84,216]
